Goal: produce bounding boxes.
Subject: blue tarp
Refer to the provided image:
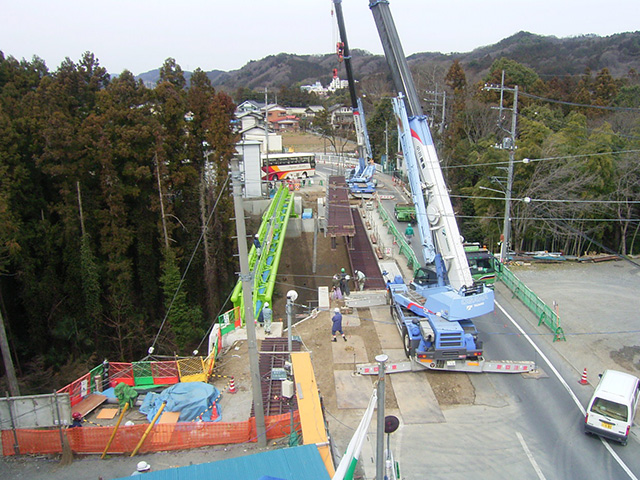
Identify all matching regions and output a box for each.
[140,382,221,423]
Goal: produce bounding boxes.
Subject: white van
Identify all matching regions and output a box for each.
[584,369,640,445]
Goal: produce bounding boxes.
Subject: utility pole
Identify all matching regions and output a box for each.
[285,290,298,355]
[155,153,170,250]
[384,120,389,173]
[230,158,267,447]
[264,88,269,196]
[0,308,20,396]
[424,87,447,136]
[375,354,388,480]
[484,72,518,263]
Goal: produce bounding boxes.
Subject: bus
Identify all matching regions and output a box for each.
[464,243,496,285]
[262,153,316,181]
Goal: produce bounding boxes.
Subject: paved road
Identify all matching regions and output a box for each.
[363,169,640,479]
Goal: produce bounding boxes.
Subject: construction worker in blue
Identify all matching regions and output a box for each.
[331,307,347,342]
[253,234,262,256]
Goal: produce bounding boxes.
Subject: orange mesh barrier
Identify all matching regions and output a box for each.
[1,412,300,456]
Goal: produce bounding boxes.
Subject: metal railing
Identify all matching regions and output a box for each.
[494,260,566,341]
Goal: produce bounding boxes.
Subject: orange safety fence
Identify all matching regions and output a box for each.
[58,355,219,403]
[1,412,300,456]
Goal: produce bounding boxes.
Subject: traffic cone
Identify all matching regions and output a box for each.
[228,376,237,394]
[579,368,588,385]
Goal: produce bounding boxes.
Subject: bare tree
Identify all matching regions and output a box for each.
[612,153,640,255]
[517,157,606,255]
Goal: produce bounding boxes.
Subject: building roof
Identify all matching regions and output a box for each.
[236,100,265,111]
[264,103,286,112]
[236,110,264,119]
[113,444,331,480]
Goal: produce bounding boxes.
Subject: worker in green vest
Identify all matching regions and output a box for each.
[404,223,414,243]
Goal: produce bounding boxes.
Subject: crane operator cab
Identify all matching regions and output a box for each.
[584,369,640,445]
[412,267,438,287]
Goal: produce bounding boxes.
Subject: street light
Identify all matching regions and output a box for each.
[286,290,298,354]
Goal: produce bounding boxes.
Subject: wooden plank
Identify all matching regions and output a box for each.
[158,411,181,424]
[291,352,335,478]
[96,408,119,420]
[72,393,107,417]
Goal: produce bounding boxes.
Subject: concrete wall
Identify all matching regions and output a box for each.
[244,199,271,216]
[244,196,315,237]
[286,218,302,238]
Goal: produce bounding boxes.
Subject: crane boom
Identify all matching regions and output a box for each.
[333,0,373,179]
[369,0,473,290]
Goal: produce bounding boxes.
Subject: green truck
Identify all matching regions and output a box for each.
[464,243,496,285]
[394,203,416,222]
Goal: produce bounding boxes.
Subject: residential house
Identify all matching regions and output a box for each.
[285,107,307,117]
[239,125,283,153]
[272,115,299,132]
[236,100,264,114]
[265,104,287,123]
[236,110,264,132]
[304,105,325,119]
[328,104,353,133]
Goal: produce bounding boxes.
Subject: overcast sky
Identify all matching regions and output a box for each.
[2,0,638,76]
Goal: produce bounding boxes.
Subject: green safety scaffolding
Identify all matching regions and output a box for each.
[230,185,296,324]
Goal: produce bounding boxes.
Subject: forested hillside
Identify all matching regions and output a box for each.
[134,32,640,91]
[0,53,238,391]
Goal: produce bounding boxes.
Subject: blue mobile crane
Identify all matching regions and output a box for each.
[369,0,532,373]
[333,0,376,198]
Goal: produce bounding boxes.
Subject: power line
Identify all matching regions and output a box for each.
[518,90,640,112]
[149,175,231,356]
[442,148,640,170]
[452,194,640,205]
[456,214,639,222]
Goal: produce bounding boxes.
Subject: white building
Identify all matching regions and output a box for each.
[235,140,263,198]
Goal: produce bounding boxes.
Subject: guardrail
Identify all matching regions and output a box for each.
[494,260,566,342]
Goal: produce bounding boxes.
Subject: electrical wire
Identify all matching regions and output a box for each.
[451,194,640,204]
[519,90,640,112]
[441,149,640,170]
[149,174,231,355]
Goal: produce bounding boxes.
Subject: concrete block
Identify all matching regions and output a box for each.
[318,286,330,310]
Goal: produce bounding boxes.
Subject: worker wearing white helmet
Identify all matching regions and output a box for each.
[132,460,151,475]
[261,302,273,335]
[354,269,366,291]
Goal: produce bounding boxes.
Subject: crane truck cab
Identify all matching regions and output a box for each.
[584,369,640,445]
